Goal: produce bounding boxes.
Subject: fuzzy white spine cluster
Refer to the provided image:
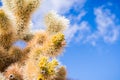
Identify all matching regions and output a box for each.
[45,11,69,34]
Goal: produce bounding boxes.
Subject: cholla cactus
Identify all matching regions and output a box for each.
[0,0,69,80]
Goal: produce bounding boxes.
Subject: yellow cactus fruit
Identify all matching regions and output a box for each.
[38,57,59,79]
[38,57,48,68]
[42,33,66,57]
[52,33,65,46]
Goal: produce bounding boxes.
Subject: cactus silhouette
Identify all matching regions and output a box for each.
[0,0,69,80]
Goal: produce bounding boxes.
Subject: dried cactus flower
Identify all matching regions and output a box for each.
[22,32,34,42]
[54,66,67,80]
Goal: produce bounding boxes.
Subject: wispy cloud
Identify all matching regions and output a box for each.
[86,6,120,45]
[64,21,90,43]
[95,7,119,43]
[67,10,86,24]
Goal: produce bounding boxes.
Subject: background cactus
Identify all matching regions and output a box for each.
[0,0,69,80]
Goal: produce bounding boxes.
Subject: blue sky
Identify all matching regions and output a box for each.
[1,0,120,80]
[58,0,120,80]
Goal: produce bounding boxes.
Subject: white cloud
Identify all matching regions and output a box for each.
[64,21,90,43]
[86,6,120,45]
[75,21,90,43]
[95,7,120,43]
[64,10,88,43]
[77,10,86,20]
[64,24,79,43]
[68,10,86,23]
